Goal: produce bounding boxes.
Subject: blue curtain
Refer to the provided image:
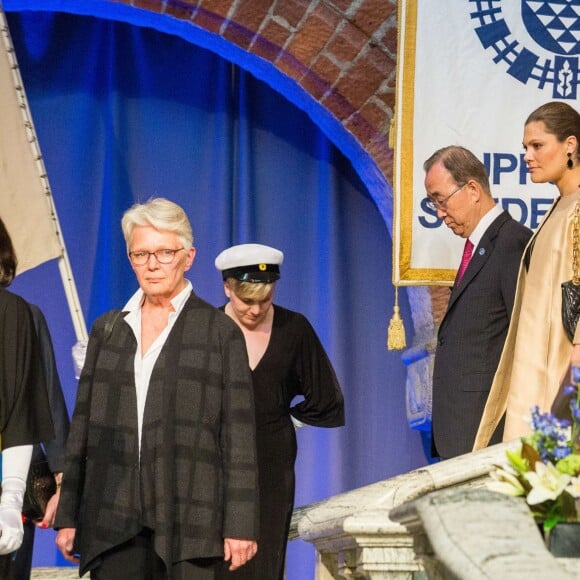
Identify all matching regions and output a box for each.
[6,11,426,577]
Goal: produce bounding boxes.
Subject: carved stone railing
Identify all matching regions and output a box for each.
[390,487,577,580]
[290,441,532,579]
[33,441,579,579]
[31,568,79,579]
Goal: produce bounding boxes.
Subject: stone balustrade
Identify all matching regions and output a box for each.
[290,440,567,579]
[391,487,577,580]
[31,569,79,579]
[33,440,579,579]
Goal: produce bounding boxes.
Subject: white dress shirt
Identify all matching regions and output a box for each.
[123,280,192,451]
[468,203,503,249]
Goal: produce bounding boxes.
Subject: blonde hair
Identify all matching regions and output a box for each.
[226,279,274,301]
[121,197,194,251]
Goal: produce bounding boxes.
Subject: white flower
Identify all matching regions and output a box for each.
[565,476,580,499]
[488,466,525,497]
[524,462,571,505]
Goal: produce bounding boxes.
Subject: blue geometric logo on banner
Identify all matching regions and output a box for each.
[523,0,580,55]
[470,0,579,99]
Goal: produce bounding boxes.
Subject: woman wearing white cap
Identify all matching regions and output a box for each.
[215,243,345,580]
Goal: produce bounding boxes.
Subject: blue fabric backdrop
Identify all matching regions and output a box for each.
[5,9,426,577]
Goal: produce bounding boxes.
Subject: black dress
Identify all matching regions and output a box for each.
[0,289,55,579]
[220,306,345,580]
[0,289,54,448]
[14,304,70,580]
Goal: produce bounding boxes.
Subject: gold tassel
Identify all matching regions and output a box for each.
[387,286,406,350]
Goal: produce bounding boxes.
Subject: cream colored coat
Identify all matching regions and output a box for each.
[474,192,580,449]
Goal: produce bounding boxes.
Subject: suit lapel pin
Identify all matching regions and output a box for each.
[478,248,486,256]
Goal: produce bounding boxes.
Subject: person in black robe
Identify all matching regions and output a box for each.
[14,303,70,580]
[215,243,345,580]
[0,216,55,578]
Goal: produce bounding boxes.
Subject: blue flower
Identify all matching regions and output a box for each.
[489,382,580,532]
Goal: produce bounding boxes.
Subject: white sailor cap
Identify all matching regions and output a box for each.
[215,243,284,283]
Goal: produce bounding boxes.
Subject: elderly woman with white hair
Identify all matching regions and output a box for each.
[55,198,259,580]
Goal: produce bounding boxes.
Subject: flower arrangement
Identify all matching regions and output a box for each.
[488,380,580,532]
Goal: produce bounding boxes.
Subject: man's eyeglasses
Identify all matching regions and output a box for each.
[425,183,466,211]
[128,248,185,265]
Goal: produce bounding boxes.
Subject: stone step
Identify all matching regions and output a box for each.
[31,568,81,579]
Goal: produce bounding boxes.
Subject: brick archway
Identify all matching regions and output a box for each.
[6,0,443,481]
[8,0,441,368]
[10,0,398,228]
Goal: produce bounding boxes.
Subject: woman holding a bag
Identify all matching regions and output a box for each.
[475,101,580,449]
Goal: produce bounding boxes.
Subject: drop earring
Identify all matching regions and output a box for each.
[568,152,574,169]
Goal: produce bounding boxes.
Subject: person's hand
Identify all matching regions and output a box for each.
[56,528,79,564]
[35,487,61,529]
[223,537,257,571]
[0,477,25,555]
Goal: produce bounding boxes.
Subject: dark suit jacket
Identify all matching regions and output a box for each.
[432,210,532,459]
[55,292,259,576]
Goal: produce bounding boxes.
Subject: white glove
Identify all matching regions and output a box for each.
[0,445,32,555]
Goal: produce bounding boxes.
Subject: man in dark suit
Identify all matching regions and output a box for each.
[425,146,532,459]
[55,198,258,579]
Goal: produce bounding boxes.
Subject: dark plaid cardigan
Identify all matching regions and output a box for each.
[55,293,259,575]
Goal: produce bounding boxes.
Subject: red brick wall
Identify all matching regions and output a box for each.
[119,0,397,183]
[117,0,446,325]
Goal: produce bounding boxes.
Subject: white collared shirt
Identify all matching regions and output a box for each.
[468,203,503,249]
[123,280,193,450]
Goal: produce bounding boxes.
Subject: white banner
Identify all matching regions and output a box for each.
[393,0,579,285]
[0,7,62,274]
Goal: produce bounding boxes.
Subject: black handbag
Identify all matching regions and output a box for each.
[22,458,56,521]
[561,201,580,342]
